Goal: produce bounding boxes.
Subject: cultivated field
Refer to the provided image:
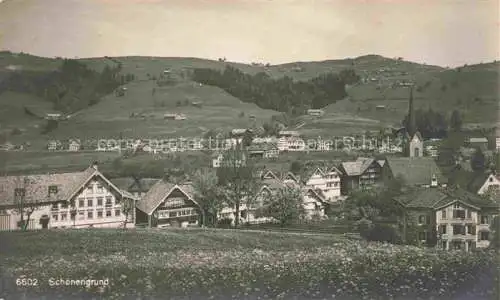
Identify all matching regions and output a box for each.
[0,229,497,300]
[0,151,121,174]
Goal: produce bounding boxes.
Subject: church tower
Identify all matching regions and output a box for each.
[405,87,423,157]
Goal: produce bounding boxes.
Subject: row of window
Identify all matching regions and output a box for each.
[421,213,491,224]
[157,209,197,219]
[439,224,475,235]
[52,209,121,221]
[420,230,489,241]
[51,196,115,210]
[86,183,106,194]
[77,197,114,208]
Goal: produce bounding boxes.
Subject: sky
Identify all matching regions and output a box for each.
[0,0,498,67]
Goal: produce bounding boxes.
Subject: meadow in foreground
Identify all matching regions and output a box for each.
[0,229,498,300]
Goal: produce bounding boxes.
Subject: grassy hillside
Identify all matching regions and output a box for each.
[0,229,496,299]
[0,52,497,173]
[324,60,499,129]
[52,80,278,139]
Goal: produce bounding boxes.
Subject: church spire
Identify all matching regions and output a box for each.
[407,86,416,137]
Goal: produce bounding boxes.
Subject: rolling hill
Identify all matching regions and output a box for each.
[0,52,498,148]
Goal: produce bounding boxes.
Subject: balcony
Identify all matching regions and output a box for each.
[450,234,476,241]
[449,217,474,224]
[477,223,490,230]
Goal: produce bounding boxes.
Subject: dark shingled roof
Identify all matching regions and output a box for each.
[395,187,498,209]
[466,173,494,194]
[110,177,159,193]
[385,157,447,186]
[110,177,136,191]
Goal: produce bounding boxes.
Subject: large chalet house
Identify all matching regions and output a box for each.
[0,163,137,231]
[395,184,499,251]
[302,167,342,202]
[261,168,330,219]
[339,157,384,194]
[135,181,200,228]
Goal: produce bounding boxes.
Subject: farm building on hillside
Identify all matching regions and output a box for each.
[164,113,186,120]
[231,128,250,137]
[247,142,279,159]
[467,137,489,150]
[306,109,325,117]
[47,140,61,151]
[68,139,81,152]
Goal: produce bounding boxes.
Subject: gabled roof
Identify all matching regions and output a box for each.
[326,166,342,174]
[311,167,325,177]
[341,157,377,176]
[136,180,197,215]
[282,172,300,184]
[394,186,497,210]
[404,131,423,141]
[305,188,326,203]
[0,167,135,207]
[261,170,280,180]
[385,157,447,185]
[467,172,494,194]
[261,178,285,190]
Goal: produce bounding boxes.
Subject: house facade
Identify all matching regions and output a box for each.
[278,137,306,152]
[302,188,327,219]
[68,139,81,152]
[405,132,424,157]
[247,142,279,159]
[340,158,383,194]
[135,181,200,228]
[304,167,341,202]
[277,131,305,152]
[467,173,500,196]
[395,187,499,251]
[0,164,137,231]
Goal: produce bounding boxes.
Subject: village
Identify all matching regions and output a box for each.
[1,90,499,254]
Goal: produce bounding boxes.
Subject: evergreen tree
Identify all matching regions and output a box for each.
[450,109,463,132]
[471,147,486,172]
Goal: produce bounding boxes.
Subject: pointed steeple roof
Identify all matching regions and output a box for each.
[407,87,416,137]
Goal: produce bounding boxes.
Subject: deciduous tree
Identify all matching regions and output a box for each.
[12,176,42,231]
[216,143,258,227]
[257,186,305,226]
[192,168,225,227]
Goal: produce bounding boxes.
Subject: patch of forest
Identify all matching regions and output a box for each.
[0,59,134,113]
[191,66,360,114]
